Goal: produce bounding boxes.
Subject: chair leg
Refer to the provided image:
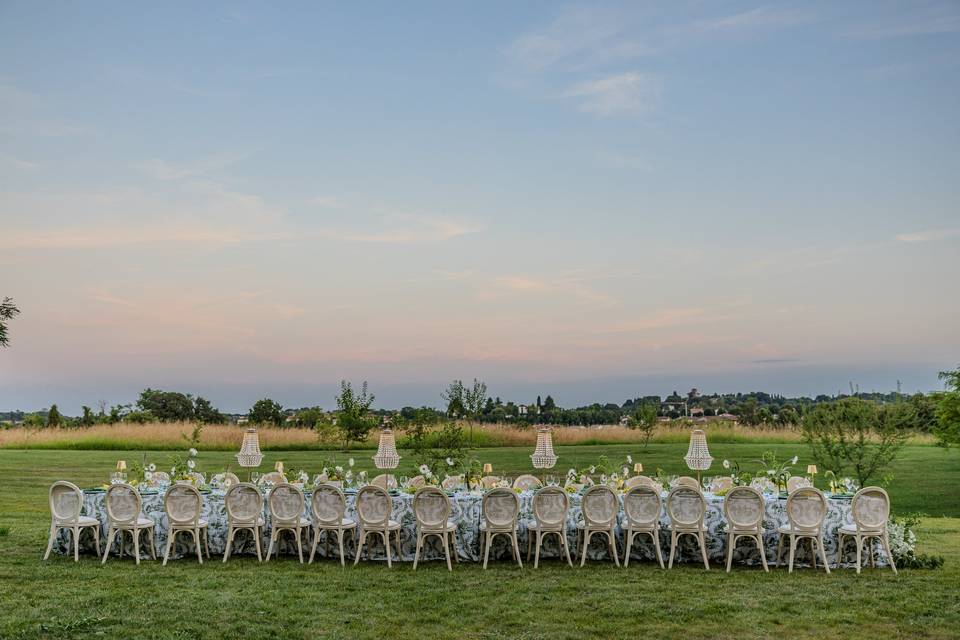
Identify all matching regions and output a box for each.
[609,530,620,567]
[267,528,277,562]
[337,529,345,567]
[836,533,845,569]
[652,531,665,569]
[295,527,303,564]
[308,527,319,564]
[788,535,797,573]
[526,529,532,562]
[204,528,210,559]
[92,525,100,558]
[533,531,543,569]
[101,527,115,564]
[73,526,80,562]
[163,529,174,566]
[668,531,677,569]
[809,537,816,569]
[450,530,459,563]
[133,528,141,565]
[817,535,830,574]
[699,532,709,570]
[726,533,735,573]
[882,532,897,574]
[193,529,203,564]
[149,528,157,560]
[394,529,402,560]
[855,534,862,574]
[354,530,366,566]
[580,531,590,567]
[776,534,784,567]
[511,532,523,568]
[384,531,392,568]
[482,531,491,569]
[758,534,769,572]
[254,526,263,562]
[43,523,57,561]
[413,531,422,570]
[622,530,632,567]
[442,531,452,571]
[562,531,573,567]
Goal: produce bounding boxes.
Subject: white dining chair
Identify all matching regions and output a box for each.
[837,486,897,574]
[480,488,522,569]
[776,486,830,573]
[223,483,264,562]
[162,483,209,565]
[412,487,456,571]
[623,475,656,490]
[479,476,502,489]
[709,476,734,493]
[723,486,768,572]
[527,486,572,568]
[622,485,664,568]
[354,485,402,567]
[371,474,398,490]
[513,474,543,491]
[259,471,284,485]
[309,483,354,566]
[441,475,462,490]
[786,476,812,493]
[676,476,700,489]
[266,483,309,563]
[577,485,620,566]
[102,483,156,564]
[43,481,100,562]
[666,486,709,569]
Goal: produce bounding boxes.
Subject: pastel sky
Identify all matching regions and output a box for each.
[2,1,959,413]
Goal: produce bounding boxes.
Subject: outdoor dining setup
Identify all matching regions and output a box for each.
[45,428,898,573]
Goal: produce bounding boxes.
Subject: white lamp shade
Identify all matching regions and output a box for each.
[683,429,713,471]
[236,428,263,468]
[530,427,558,469]
[373,428,401,469]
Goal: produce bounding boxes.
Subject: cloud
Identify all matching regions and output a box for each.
[135,153,248,181]
[307,196,343,208]
[846,2,960,39]
[685,7,815,33]
[0,155,38,170]
[895,228,960,243]
[321,217,482,244]
[561,72,661,115]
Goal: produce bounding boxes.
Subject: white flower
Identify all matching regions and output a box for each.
[621,467,629,476]
[348,458,355,467]
[313,474,322,485]
[335,465,344,474]
[446,457,455,466]
[723,459,730,469]
[791,455,798,465]
[424,468,434,479]
[145,471,153,481]
[589,466,596,474]
[148,463,156,472]
[419,464,430,475]
[626,455,633,464]
[345,470,353,480]
[766,470,774,476]
[187,459,196,469]
[189,448,198,457]
[298,471,308,483]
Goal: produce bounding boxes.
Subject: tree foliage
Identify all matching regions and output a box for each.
[934,367,960,447]
[627,403,658,449]
[0,297,20,348]
[249,398,285,426]
[335,380,376,447]
[46,404,62,427]
[801,397,911,486]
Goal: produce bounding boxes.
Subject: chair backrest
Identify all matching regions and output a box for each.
[260,471,284,484]
[413,487,451,528]
[666,486,706,528]
[105,483,142,525]
[724,486,765,530]
[311,484,347,525]
[709,476,733,492]
[440,475,462,490]
[224,472,241,487]
[408,475,427,489]
[750,477,776,493]
[852,486,890,531]
[479,475,501,489]
[482,488,519,529]
[785,487,827,531]
[225,483,263,524]
[371,474,397,490]
[786,475,812,493]
[150,471,170,485]
[164,483,202,526]
[268,483,305,525]
[49,481,83,524]
[623,475,655,489]
[623,485,662,527]
[356,485,393,527]
[532,486,568,528]
[513,474,543,491]
[581,485,619,527]
[188,472,206,486]
[676,476,700,489]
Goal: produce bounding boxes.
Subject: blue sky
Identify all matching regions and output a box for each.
[1,1,958,412]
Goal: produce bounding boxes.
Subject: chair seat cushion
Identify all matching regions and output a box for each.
[527,520,563,532]
[316,517,355,528]
[665,524,708,533]
[169,519,208,529]
[777,526,820,535]
[361,519,400,530]
[575,521,616,530]
[107,516,153,528]
[76,515,99,527]
[232,517,266,527]
[479,521,516,532]
[838,525,883,535]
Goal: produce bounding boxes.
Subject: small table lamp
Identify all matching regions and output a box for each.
[483,463,493,474]
[633,462,643,474]
[807,464,817,482]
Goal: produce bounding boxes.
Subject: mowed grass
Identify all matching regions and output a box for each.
[0,445,958,639]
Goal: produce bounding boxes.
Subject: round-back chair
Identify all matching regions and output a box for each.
[354,485,401,567]
[309,484,353,566]
[512,474,543,491]
[43,481,100,562]
[837,486,896,574]
[480,488,521,568]
[266,483,307,563]
[776,486,829,573]
[162,483,209,565]
[412,487,456,570]
[528,486,571,567]
[666,486,709,569]
[577,485,620,567]
[223,483,264,562]
[723,486,768,572]
[103,483,156,564]
[622,484,664,567]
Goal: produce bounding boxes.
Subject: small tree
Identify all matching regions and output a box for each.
[193,396,225,424]
[46,404,63,427]
[935,367,960,447]
[0,297,20,348]
[80,406,95,427]
[249,398,285,426]
[335,381,376,448]
[628,403,658,449]
[801,397,911,487]
[442,380,466,417]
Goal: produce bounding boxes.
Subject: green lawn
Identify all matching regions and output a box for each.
[1,445,958,639]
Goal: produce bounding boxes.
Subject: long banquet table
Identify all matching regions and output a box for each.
[55,487,882,566]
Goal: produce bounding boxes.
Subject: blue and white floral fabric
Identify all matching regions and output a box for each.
[55,488,885,566]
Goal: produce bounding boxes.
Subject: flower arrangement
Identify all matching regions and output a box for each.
[168,447,200,484]
[822,470,859,495]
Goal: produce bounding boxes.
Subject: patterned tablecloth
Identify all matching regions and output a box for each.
[55,488,881,566]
